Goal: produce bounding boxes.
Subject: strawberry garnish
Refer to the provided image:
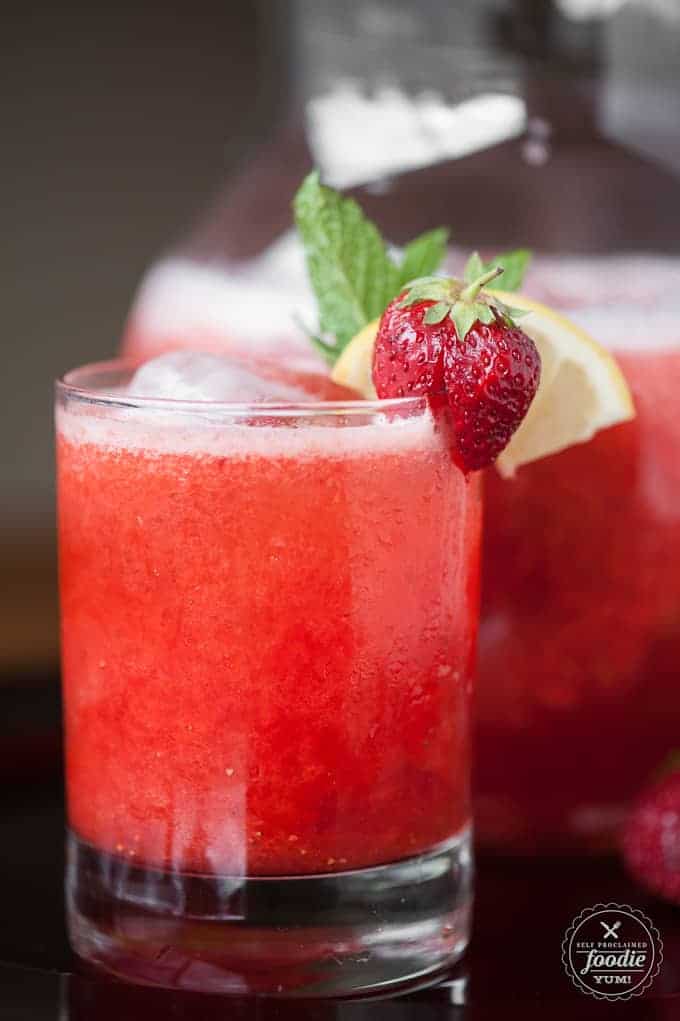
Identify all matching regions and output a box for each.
[293,172,539,471]
[372,265,541,472]
[622,764,680,906]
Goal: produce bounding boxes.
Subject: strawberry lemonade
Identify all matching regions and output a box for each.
[58,369,480,878]
[475,255,680,853]
[57,353,481,995]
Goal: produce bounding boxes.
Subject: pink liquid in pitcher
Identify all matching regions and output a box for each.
[476,254,680,853]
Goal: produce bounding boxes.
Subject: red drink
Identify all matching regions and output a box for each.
[57,360,480,994]
[476,257,680,853]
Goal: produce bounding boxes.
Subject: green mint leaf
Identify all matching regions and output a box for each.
[398,228,449,290]
[292,314,339,364]
[293,171,397,353]
[482,248,532,292]
[294,172,450,362]
[307,332,340,364]
[423,301,450,325]
[463,251,485,284]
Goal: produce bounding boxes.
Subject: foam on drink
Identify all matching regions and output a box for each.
[57,353,438,461]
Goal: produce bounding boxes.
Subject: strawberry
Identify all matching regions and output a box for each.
[294,173,538,470]
[372,266,541,472]
[371,297,448,399]
[622,765,680,905]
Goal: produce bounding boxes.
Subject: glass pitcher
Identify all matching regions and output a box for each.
[122,0,680,855]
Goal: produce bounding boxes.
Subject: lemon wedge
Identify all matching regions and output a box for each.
[331,293,635,475]
[331,319,379,399]
[490,291,635,476]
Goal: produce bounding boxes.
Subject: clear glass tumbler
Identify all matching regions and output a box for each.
[56,362,480,996]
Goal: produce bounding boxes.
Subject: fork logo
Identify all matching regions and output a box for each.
[562,903,662,1001]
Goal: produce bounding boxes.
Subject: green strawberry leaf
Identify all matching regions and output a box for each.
[293,172,448,363]
[475,303,497,326]
[399,278,452,307]
[450,301,481,341]
[398,228,450,290]
[423,301,450,325]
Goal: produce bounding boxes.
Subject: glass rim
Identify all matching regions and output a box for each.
[56,359,427,418]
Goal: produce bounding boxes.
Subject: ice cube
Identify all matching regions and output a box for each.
[127,352,312,403]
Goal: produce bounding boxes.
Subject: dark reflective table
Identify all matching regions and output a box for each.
[2,677,679,1019]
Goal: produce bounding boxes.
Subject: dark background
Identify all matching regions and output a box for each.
[2,3,276,672]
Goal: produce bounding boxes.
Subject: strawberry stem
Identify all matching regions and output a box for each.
[460,265,503,302]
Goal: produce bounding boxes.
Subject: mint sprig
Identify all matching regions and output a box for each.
[464,248,531,293]
[397,228,449,290]
[293,172,449,364]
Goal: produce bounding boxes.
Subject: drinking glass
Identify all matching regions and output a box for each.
[56,361,480,996]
